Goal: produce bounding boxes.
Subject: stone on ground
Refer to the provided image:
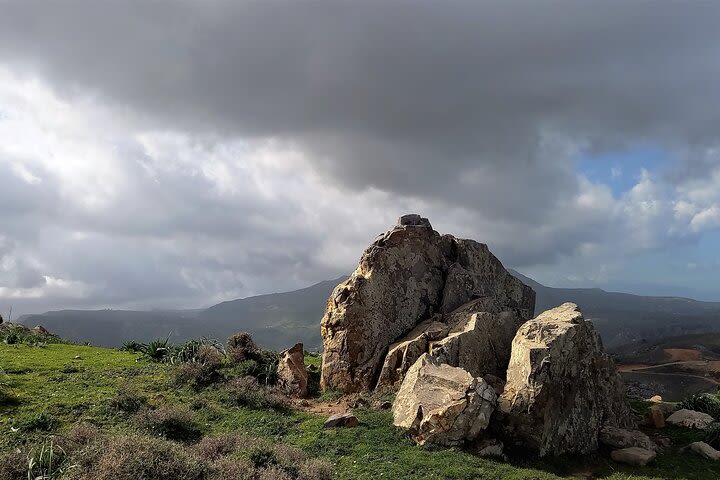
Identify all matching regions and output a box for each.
[688,441,720,461]
[599,426,657,451]
[499,303,632,456]
[647,405,666,428]
[666,409,714,429]
[392,354,496,446]
[324,412,359,428]
[276,343,309,398]
[610,447,656,466]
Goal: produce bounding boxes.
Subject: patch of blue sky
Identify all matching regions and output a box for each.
[578,146,671,197]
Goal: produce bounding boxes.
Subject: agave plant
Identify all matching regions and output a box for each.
[139,336,172,362]
[119,340,144,353]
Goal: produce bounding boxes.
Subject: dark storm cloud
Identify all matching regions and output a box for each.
[2,1,719,201]
[2,1,720,315]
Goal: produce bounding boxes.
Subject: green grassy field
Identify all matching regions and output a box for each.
[2,342,720,479]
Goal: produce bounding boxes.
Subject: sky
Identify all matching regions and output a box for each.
[1,1,720,318]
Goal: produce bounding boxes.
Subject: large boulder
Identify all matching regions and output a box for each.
[392,354,497,446]
[499,303,633,456]
[320,214,535,393]
[276,343,308,398]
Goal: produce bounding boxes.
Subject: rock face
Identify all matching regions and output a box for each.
[431,305,525,378]
[392,354,497,446]
[276,343,308,398]
[376,319,449,390]
[499,303,633,456]
[320,215,535,393]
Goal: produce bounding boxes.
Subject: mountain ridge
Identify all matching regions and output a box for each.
[19,272,720,350]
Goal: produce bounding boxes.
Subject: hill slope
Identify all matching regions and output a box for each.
[19,273,720,350]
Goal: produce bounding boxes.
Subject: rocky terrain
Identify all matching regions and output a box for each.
[319,215,645,460]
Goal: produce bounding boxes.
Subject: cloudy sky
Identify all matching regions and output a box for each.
[2,1,720,317]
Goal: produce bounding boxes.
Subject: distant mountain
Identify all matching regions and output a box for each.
[510,270,720,347]
[19,272,720,351]
[18,277,345,351]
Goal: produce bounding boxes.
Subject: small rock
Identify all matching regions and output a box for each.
[32,325,49,335]
[647,405,665,428]
[688,441,720,461]
[648,395,663,403]
[378,401,392,410]
[599,426,657,451]
[611,447,657,466]
[666,409,714,429]
[277,343,309,398]
[476,439,505,459]
[655,436,672,449]
[353,397,370,409]
[73,355,82,360]
[324,412,359,429]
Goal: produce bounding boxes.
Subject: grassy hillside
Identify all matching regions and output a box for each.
[3,341,720,479]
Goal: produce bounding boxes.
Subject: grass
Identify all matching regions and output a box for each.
[3,343,720,479]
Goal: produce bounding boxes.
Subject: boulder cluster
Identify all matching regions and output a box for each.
[320,215,635,457]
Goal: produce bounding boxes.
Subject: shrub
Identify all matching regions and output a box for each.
[133,406,202,441]
[173,361,221,390]
[66,434,208,480]
[0,450,25,480]
[109,388,148,414]
[170,339,225,364]
[227,332,258,363]
[67,422,99,447]
[195,433,250,460]
[249,446,279,470]
[208,457,254,480]
[299,459,335,480]
[257,466,293,480]
[705,422,720,449]
[225,376,287,411]
[681,392,720,419]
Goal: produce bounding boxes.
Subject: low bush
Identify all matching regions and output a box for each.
[209,457,254,480]
[172,344,225,389]
[195,433,249,460]
[132,405,202,442]
[65,434,208,480]
[108,388,148,415]
[227,332,258,363]
[298,459,334,480]
[225,376,287,411]
[681,392,720,419]
[705,422,720,449]
[66,422,100,447]
[0,449,26,480]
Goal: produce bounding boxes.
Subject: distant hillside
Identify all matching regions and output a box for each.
[19,272,720,350]
[510,270,720,348]
[19,277,344,351]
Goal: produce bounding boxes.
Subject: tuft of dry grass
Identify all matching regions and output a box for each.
[132,405,202,441]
